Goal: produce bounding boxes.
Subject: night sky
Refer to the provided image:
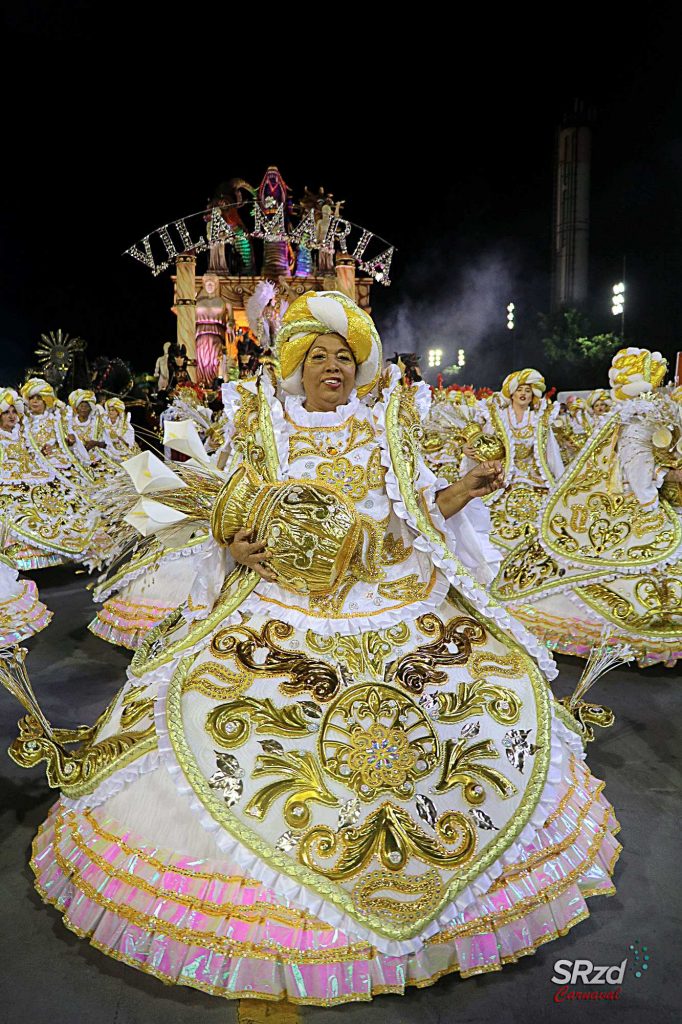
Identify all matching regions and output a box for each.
[2,8,681,390]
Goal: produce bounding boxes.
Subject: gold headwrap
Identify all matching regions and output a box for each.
[275,290,382,398]
[609,347,667,401]
[20,378,57,408]
[69,389,97,410]
[0,388,22,415]
[500,368,546,406]
[105,397,126,415]
[586,388,611,410]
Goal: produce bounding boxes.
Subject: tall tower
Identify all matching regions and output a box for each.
[551,101,593,311]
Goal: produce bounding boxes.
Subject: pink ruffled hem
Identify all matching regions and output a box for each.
[31,757,620,1005]
[8,547,66,570]
[0,580,52,645]
[510,606,681,670]
[88,600,174,650]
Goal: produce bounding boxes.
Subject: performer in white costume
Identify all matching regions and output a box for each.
[2,294,620,1006]
[459,371,564,552]
[493,348,682,667]
[0,388,111,570]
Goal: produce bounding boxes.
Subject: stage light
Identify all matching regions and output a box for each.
[611,281,625,335]
[507,302,515,330]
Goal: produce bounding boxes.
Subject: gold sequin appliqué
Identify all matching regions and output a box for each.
[315,456,370,501]
[305,623,411,681]
[318,682,440,802]
[352,868,444,926]
[287,416,375,461]
[299,802,477,880]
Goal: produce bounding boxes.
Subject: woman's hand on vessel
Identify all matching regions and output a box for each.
[435,460,505,518]
[462,460,504,498]
[228,528,276,581]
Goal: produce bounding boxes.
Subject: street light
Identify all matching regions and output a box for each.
[457,348,466,368]
[612,282,625,338]
[506,302,515,330]
[612,282,624,314]
[428,348,443,368]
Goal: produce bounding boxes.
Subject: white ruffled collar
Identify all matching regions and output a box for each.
[506,404,533,428]
[284,390,361,428]
[0,424,20,440]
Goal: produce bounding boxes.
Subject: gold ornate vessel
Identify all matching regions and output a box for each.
[211,464,362,596]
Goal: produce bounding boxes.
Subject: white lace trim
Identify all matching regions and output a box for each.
[93,543,208,602]
[240,571,450,638]
[61,750,161,812]
[283,390,361,428]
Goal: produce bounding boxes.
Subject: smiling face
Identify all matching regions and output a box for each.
[76,401,92,422]
[593,398,610,416]
[107,408,119,423]
[301,333,356,412]
[0,407,18,430]
[28,395,46,414]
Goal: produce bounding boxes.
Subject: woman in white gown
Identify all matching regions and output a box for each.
[0,388,111,571]
[103,398,139,460]
[460,371,564,552]
[492,348,682,667]
[4,293,620,1006]
[20,379,96,490]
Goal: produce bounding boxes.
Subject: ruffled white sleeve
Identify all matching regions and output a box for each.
[618,419,664,507]
[374,371,557,680]
[414,451,501,586]
[437,495,501,584]
[544,417,565,481]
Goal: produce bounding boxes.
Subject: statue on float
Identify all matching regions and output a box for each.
[205,179,256,275]
[257,166,293,278]
[195,273,232,385]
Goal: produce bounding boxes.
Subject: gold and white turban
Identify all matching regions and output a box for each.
[69,389,97,410]
[105,397,126,415]
[20,377,57,408]
[275,290,382,398]
[499,368,546,406]
[586,388,611,409]
[0,388,22,415]
[609,347,667,401]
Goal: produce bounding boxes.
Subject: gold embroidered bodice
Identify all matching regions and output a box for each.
[504,408,545,487]
[25,411,70,466]
[247,397,441,625]
[0,429,52,485]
